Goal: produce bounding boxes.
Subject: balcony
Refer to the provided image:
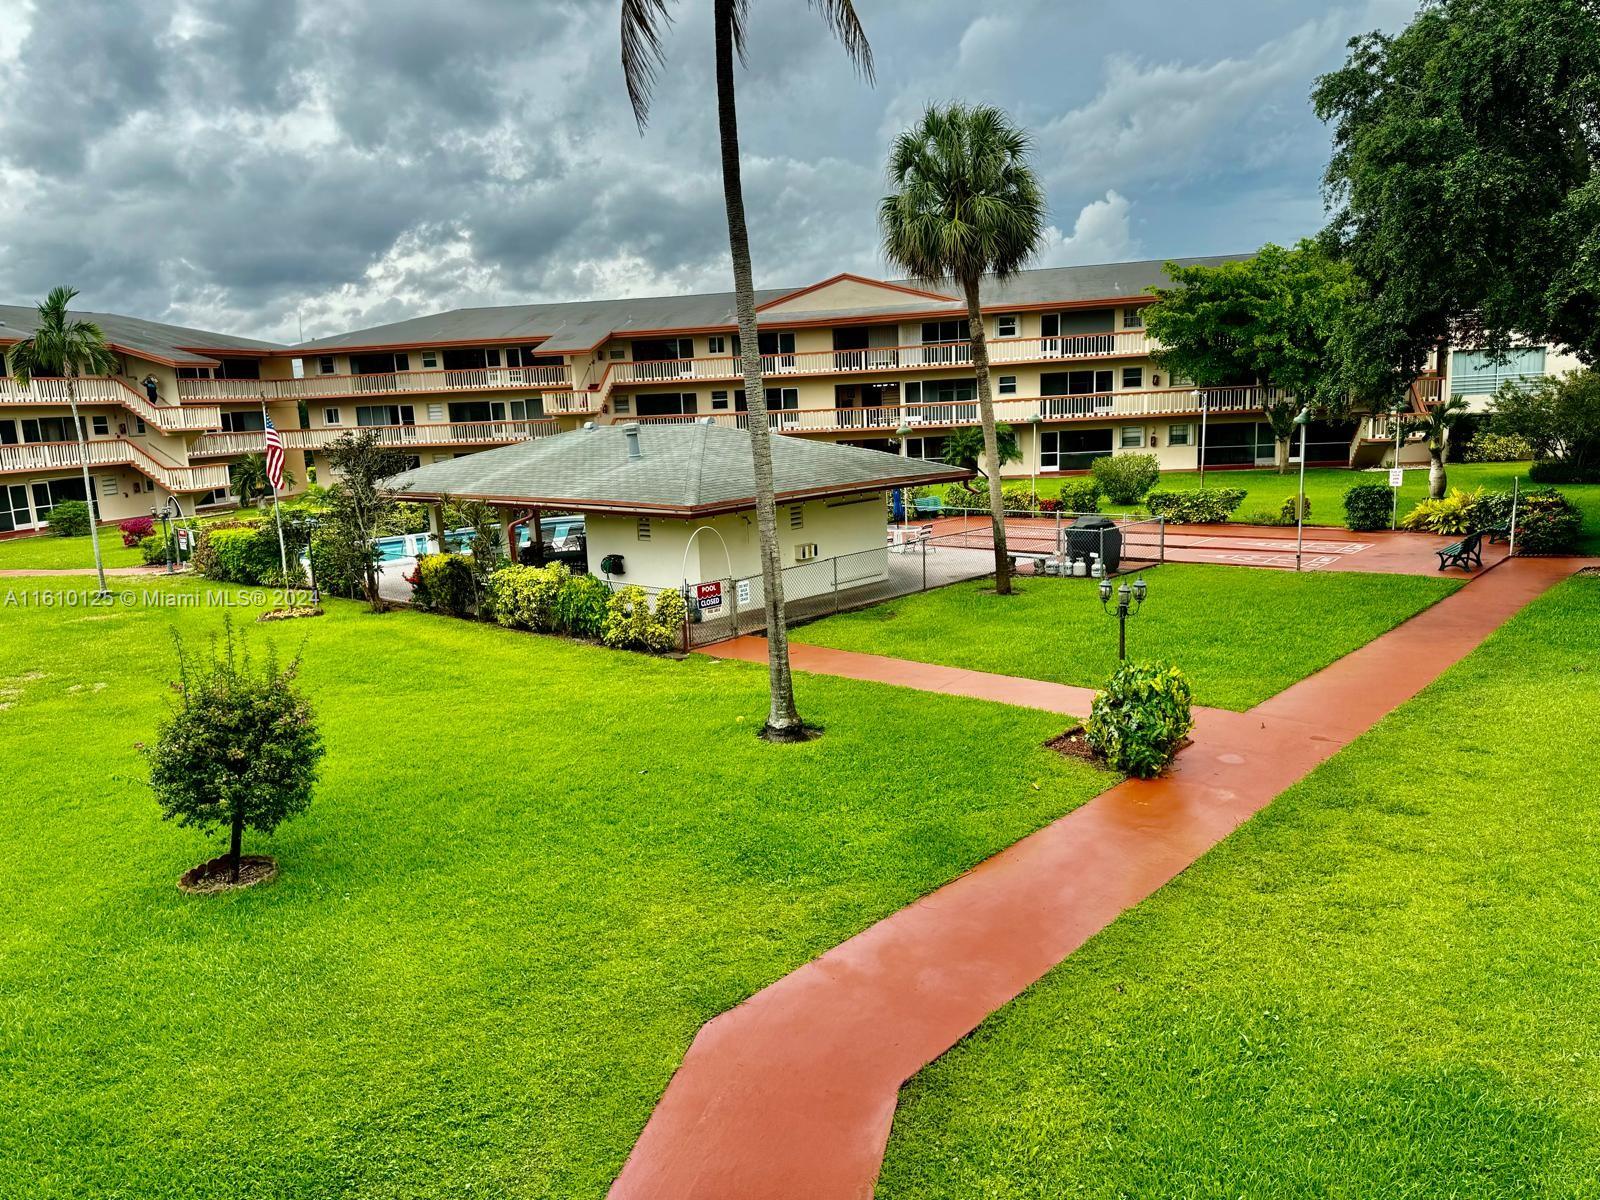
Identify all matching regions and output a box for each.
[608,329,1153,387]
[630,386,1271,434]
[0,438,230,492]
[192,419,563,457]
[0,377,222,433]
[176,364,575,403]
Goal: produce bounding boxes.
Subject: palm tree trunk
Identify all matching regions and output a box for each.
[1428,443,1447,499]
[714,0,805,740]
[66,373,109,596]
[961,276,1011,595]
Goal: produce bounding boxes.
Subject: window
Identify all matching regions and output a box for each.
[421,351,438,369]
[996,314,1019,339]
[631,337,694,362]
[1041,369,1113,396]
[612,395,631,414]
[220,410,266,433]
[609,348,625,359]
[1119,426,1145,449]
[324,408,341,425]
[711,390,730,410]
[403,455,421,471]
[1123,308,1144,329]
[921,319,970,344]
[350,352,408,376]
[904,435,946,462]
[318,356,336,374]
[356,404,415,426]
[733,387,798,412]
[1121,366,1143,389]
[997,375,1017,395]
[90,415,109,436]
[1040,429,1114,472]
[635,392,697,416]
[1168,423,1191,447]
[707,336,726,355]
[135,417,146,434]
[758,331,796,358]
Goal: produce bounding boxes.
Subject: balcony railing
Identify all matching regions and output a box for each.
[609,329,1153,386]
[629,386,1270,434]
[0,376,223,433]
[176,364,574,403]
[0,438,230,492]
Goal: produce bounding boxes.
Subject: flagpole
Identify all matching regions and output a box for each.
[263,400,290,583]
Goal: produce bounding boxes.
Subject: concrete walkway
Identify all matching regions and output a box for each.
[610,556,1587,1200]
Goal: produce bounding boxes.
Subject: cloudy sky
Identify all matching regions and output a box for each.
[0,0,1419,343]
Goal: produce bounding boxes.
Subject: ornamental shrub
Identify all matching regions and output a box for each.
[942,481,988,510]
[602,585,655,649]
[1144,488,1246,523]
[410,553,477,617]
[485,562,568,630]
[1084,659,1195,779]
[1401,487,1503,536]
[1000,486,1041,513]
[1091,453,1161,504]
[118,516,155,547]
[1529,458,1600,484]
[1280,494,1311,523]
[648,588,688,653]
[1055,478,1101,514]
[47,500,91,537]
[554,573,612,638]
[1343,482,1394,531]
[1513,489,1583,554]
[143,617,324,884]
[1463,432,1535,463]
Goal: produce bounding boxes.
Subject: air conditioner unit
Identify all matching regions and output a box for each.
[795,543,819,561]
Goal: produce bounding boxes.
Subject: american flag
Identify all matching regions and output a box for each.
[263,415,286,492]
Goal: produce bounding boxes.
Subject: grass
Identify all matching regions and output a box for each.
[1029,462,1600,550]
[0,530,146,570]
[793,563,1461,711]
[0,575,1111,1199]
[879,574,1600,1198]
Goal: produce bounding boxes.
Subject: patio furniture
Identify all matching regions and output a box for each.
[1436,530,1485,571]
[911,496,944,519]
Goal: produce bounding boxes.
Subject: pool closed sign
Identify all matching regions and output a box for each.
[694,581,723,612]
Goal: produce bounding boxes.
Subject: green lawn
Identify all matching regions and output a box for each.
[0,575,1110,1199]
[1030,462,1600,550]
[0,530,146,570]
[793,564,1460,711]
[880,574,1600,1198]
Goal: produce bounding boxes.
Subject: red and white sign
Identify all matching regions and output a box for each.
[694,581,723,611]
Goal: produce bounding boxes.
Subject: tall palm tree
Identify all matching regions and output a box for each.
[1416,393,1471,498]
[6,286,119,596]
[621,0,872,741]
[881,104,1046,596]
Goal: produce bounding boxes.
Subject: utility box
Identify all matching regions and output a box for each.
[1066,515,1121,574]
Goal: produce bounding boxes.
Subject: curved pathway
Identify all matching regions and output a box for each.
[611,556,1587,1199]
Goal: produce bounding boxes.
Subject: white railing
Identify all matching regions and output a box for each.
[269,419,561,452]
[176,364,574,403]
[627,386,1273,435]
[610,330,1154,386]
[540,391,604,415]
[0,376,223,433]
[0,438,229,491]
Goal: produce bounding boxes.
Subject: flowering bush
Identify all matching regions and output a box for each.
[410,553,477,617]
[1085,660,1194,779]
[118,516,155,547]
[1513,489,1583,554]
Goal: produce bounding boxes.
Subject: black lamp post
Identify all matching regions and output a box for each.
[152,501,175,574]
[1099,574,1148,660]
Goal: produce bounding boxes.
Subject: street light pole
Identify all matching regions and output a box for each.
[1099,575,1148,661]
[1390,400,1407,530]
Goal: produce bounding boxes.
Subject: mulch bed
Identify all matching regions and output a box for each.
[178,854,279,894]
[1045,725,1104,766]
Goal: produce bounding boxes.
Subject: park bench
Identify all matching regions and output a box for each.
[1007,550,1059,575]
[911,496,944,519]
[1436,530,1485,572]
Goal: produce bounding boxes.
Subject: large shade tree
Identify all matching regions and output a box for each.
[5,286,118,596]
[620,0,872,741]
[1314,0,1600,387]
[1143,242,1357,473]
[881,103,1046,595]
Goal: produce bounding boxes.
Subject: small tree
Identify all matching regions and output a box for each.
[145,619,324,884]
[1414,395,1472,498]
[1144,243,1355,473]
[1490,369,1600,479]
[323,431,410,610]
[231,452,295,508]
[941,424,1018,478]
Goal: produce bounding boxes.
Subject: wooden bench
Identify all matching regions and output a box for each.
[1436,530,1485,572]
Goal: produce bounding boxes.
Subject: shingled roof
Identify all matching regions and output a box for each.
[0,304,282,367]
[383,422,970,516]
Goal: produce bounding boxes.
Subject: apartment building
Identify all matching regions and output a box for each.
[0,306,297,533]
[4,256,1455,535]
[276,256,1402,485]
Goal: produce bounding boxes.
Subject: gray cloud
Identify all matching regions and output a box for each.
[0,0,1416,343]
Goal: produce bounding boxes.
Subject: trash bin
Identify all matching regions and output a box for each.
[1066,515,1121,574]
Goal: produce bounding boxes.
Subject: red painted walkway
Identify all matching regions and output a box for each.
[610,556,1586,1199]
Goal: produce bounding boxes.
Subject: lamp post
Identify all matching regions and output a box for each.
[1099,574,1148,661]
[1293,406,1311,571]
[152,501,175,574]
[1390,399,1408,530]
[1193,389,1208,488]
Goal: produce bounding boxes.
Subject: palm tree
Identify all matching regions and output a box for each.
[6,286,119,596]
[230,452,293,508]
[1416,394,1471,498]
[621,0,872,742]
[881,104,1046,596]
